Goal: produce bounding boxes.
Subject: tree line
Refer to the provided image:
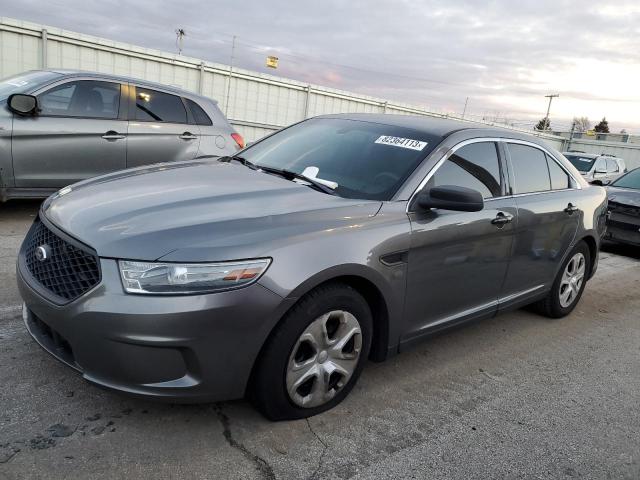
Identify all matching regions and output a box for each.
[534,116,614,134]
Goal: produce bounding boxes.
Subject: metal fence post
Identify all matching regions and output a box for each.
[41,28,48,68]
[198,62,205,94]
[383,101,388,114]
[303,85,311,119]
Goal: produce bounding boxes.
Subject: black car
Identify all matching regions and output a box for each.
[606,168,640,246]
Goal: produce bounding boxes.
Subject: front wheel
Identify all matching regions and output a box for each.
[534,241,591,318]
[250,283,372,421]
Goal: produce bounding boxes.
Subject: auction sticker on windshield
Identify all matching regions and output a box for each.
[375,135,428,151]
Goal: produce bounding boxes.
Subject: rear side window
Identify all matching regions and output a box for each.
[547,155,571,190]
[606,158,619,173]
[38,80,120,119]
[508,144,551,194]
[427,142,502,199]
[135,87,187,123]
[186,98,213,126]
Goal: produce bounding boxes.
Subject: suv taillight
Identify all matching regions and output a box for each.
[231,133,245,149]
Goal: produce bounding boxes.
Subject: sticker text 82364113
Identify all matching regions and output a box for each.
[375,135,428,151]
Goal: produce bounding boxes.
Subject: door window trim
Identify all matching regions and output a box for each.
[32,78,126,121]
[406,137,582,213]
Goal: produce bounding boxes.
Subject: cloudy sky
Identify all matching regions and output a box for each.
[3,0,640,132]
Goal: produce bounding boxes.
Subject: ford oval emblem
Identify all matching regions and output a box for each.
[35,245,51,262]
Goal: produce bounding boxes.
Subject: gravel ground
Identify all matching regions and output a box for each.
[1,200,639,480]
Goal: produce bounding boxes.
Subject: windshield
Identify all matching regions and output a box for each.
[564,154,595,173]
[612,168,640,190]
[0,71,62,101]
[241,118,441,200]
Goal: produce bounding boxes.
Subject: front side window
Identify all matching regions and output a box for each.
[38,80,120,119]
[508,143,551,194]
[606,158,619,173]
[594,158,607,173]
[426,142,502,199]
[547,155,571,190]
[135,87,187,123]
[241,118,442,201]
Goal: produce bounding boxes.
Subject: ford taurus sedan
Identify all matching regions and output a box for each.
[17,114,608,420]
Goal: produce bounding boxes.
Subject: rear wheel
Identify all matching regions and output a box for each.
[250,283,372,420]
[534,241,590,318]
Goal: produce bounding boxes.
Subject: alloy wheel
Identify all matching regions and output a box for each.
[559,252,586,308]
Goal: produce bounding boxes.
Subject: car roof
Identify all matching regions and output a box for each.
[317,113,545,141]
[41,69,214,103]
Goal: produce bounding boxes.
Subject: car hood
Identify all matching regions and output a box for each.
[43,160,382,261]
[607,186,640,207]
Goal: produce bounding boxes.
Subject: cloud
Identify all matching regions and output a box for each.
[3,0,640,132]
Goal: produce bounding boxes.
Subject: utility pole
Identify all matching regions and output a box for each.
[567,119,576,151]
[462,97,469,119]
[224,35,237,116]
[175,29,186,55]
[544,94,559,130]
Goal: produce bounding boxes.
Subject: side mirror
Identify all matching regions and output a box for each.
[589,179,604,186]
[7,94,38,116]
[594,167,607,175]
[417,185,484,212]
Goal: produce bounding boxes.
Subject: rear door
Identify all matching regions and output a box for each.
[126,85,200,168]
[499,142,580,309]
[12,79,127,188]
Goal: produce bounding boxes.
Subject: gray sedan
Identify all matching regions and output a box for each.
[1,69,242,201]
[17,114,607,420]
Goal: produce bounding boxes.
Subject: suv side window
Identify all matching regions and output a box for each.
[185,98,213,126]
[508,143,551,194]
[547,154,571,190]
[594,158,607,173]
[606,158,619,173]
[38,80,121,119]
[134,87,187,123]
[427,142,502,199]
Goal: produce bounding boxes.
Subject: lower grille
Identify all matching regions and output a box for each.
[27,312,77,369]
[22,219,101,303]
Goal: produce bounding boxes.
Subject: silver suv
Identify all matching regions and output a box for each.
[0,70,242,201]
[563,151,627,185]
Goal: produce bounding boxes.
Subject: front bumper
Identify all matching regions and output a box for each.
[18,258,288,402]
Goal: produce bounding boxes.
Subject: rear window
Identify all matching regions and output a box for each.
[564,154,595,173]
[135,87,187,123]
[508,143,551,194]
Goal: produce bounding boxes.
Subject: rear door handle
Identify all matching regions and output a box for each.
[564,203,579,214]
[491,212,513,227]
[101,130,125,140]
[179,132,198,140]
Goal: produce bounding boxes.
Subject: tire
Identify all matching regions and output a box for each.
[250,283,373,421]
[533,241,591,318]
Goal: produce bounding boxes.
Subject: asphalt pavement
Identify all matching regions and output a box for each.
[1,200,639,479]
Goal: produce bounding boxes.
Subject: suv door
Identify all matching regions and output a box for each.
[404,140,517,341]
[606,158,621,183]
[499,142,580,309]
[11,79,127,188]
[127,85,200,168]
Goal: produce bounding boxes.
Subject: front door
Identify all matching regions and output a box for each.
[12,79,127,188]
[404,141,516,342]
[126,85,200,168]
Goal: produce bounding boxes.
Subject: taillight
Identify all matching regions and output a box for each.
[231,133,245,149]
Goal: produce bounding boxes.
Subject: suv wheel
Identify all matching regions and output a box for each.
[250,283,372,421]
[534,241,591,318]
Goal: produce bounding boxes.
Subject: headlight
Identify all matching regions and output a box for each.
[118,259,271,295]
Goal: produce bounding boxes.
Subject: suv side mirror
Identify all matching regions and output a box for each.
[589,179,604,186]
[7,94,38,116]
[417,185,484,212]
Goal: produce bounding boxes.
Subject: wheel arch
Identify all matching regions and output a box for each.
[578,234,598,279]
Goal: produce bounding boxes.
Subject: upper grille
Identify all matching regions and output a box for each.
[23,219,100,303]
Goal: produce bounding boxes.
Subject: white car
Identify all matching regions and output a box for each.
[563,152,627,185]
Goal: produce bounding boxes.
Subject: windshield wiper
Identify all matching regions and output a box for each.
[217,155,259,170]
[258,166,338,196]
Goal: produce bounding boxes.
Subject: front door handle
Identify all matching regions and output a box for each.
[101,130,125,140]
[179,132,198,140]
[491,212,513,228]
[564,203,579,214]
